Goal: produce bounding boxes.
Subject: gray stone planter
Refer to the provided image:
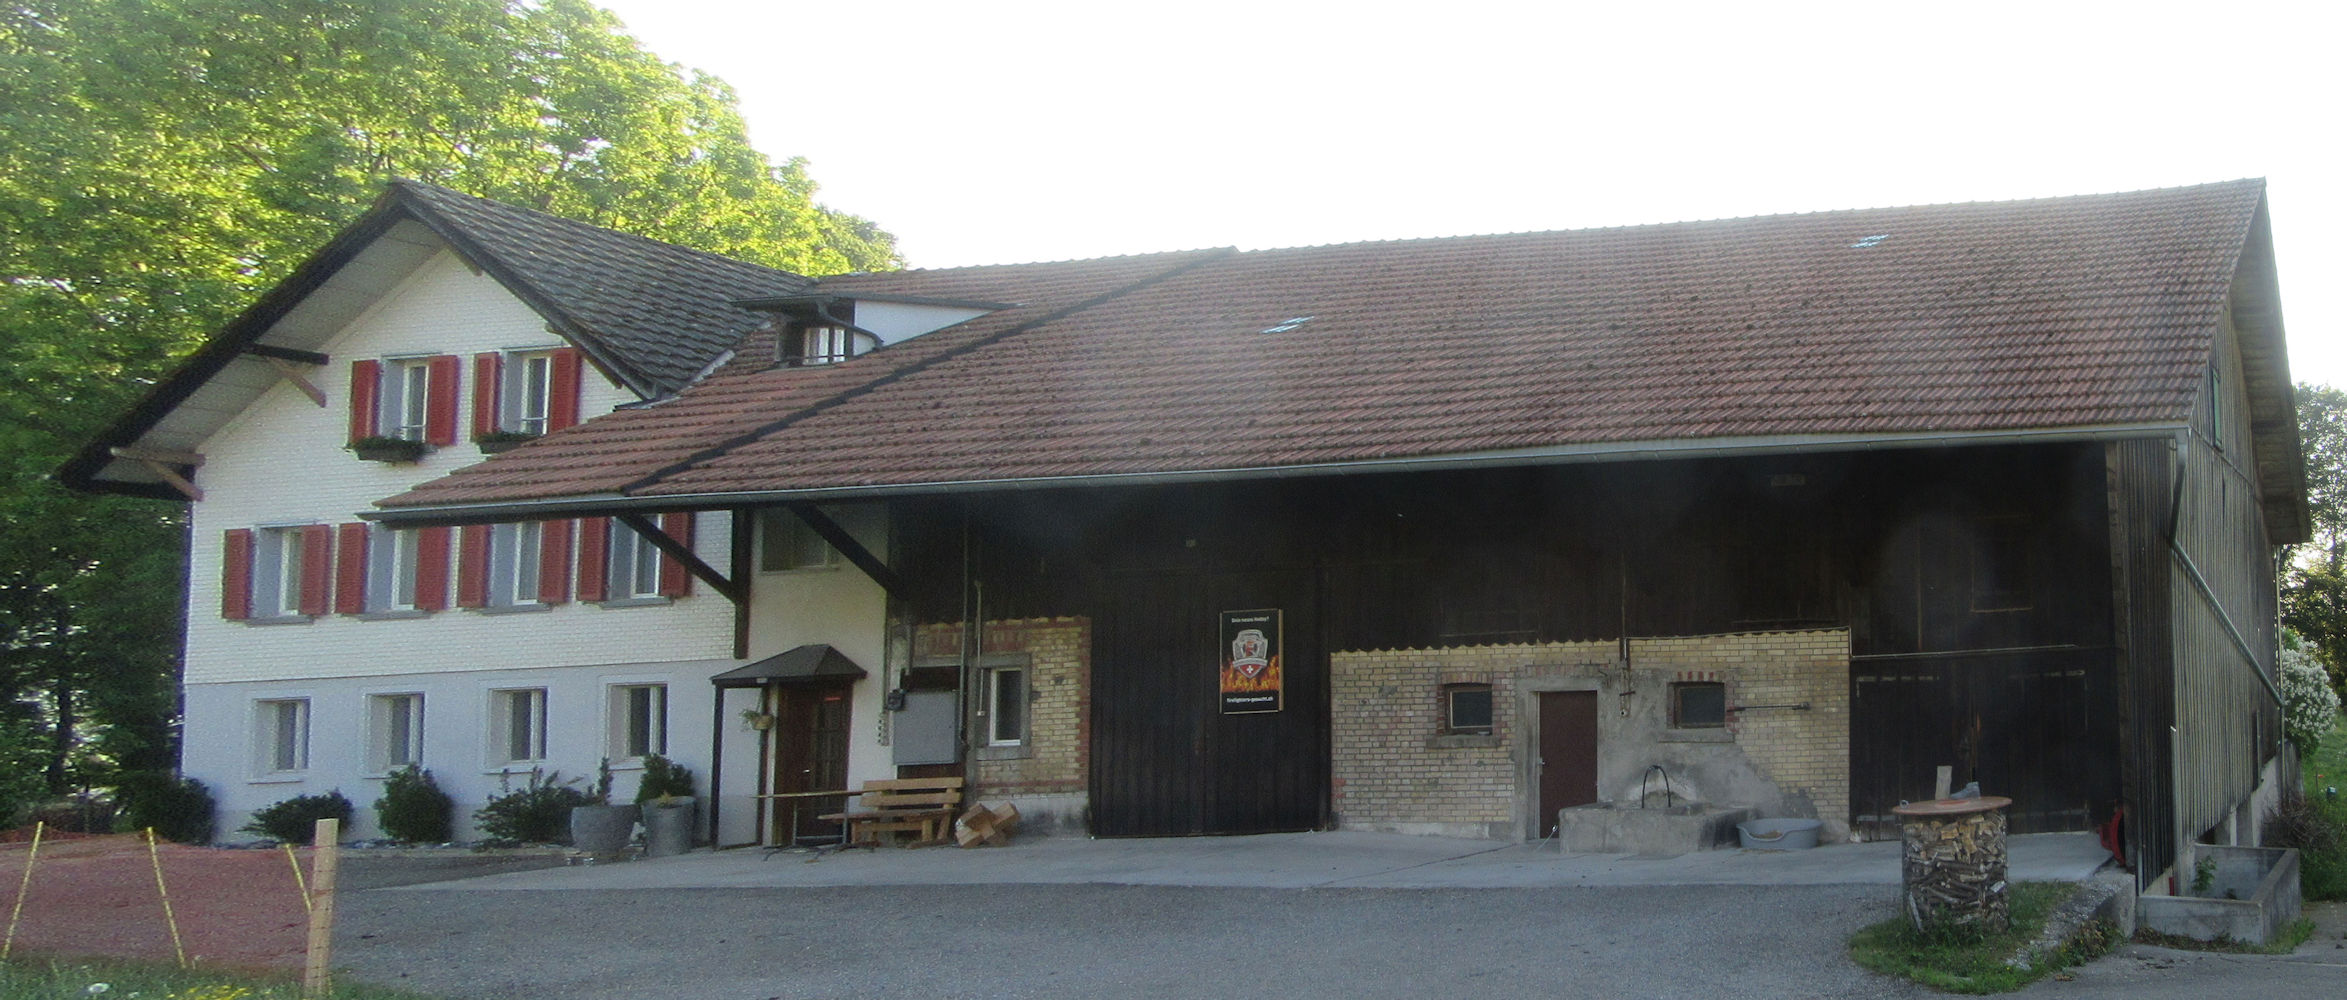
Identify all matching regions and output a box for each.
[2138,845,2301,945]
[642,797,696,857]
[568,803,639,854]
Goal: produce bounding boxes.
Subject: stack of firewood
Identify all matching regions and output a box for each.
[955,803,1022,847]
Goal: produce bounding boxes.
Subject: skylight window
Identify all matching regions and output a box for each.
[1849,234,1889,249]
[1260,316,1314,334]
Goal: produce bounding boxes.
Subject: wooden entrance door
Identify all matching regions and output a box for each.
[770,684,852,842]
[1537,691,1598,836]
[1092,568,1326,837]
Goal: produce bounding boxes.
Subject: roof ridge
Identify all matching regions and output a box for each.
[1224,177,2270,256]
[613,248,1241,494]
[817,246,1238,280]
[387,180,806,280]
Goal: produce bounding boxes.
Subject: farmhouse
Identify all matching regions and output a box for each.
[68,179,2301,894]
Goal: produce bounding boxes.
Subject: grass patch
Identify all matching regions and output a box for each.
[2134,917,2317,955]
[0,956,440,1000]
[1848,882,2116,994]
[2297,721,2347,901]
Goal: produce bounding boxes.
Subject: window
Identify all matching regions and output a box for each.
[367,526,423,612]
[489,522,543,607]
[368,693,424,772]
[256,526,308,617]
[383,357,435,442]
[257,699,310,773]
[982,666,1026,746]
[610,684,668,759]
[1671,682,1727,729]
[606,521,665,599]
[1441,683,1494,735]
[508,351,555,435]
[782,322,861,366]
[492,688,548,764]
[756,508,838,572]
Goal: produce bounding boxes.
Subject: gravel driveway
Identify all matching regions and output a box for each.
[338,882,1924,1000]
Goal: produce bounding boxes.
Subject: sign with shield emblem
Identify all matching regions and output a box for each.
[1219,608,1283,714]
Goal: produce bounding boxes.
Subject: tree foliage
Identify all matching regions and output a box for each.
[2286,384,2347,702]
[0,0,894,791]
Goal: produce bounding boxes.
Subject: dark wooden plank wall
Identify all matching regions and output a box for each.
[893,443,2127,834]
[2169,311,2284,853]
[2108,436,2177,890]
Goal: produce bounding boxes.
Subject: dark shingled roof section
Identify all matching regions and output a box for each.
[391,181,810,395]
[382,180,2268,508]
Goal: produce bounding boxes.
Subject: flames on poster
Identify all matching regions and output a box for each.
[1220,608,1283,714]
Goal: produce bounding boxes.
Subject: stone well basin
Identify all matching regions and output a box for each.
[1556,802,1756,854]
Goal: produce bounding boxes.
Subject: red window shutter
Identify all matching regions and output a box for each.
[298,524,334,616]
[335,523,370,615]
[576,517,610,603]
[424,354,461,446]
[221,529,255,620]
[657,512,693,597]
[547,347,584,432]
[537,519,573,605]
[348,359,382,445]
[455,523,491,608]
[414,526,452,611]
[471,352,503,441]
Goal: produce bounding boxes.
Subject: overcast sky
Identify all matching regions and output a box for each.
[595,0,2344,386]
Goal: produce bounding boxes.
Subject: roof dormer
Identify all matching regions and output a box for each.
[738,291,1006,367]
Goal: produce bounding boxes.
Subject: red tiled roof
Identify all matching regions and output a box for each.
[380,180,2270,511]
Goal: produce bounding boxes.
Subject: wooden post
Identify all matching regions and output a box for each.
[302,818,341,998]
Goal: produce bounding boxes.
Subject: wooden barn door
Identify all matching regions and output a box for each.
[1537,691,1599,836]
[1092,568,1326,836]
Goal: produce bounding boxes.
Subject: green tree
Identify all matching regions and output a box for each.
[2285,383,2347,702]
[0,0,894,793]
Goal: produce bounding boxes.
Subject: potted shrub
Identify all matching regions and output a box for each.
[635,753,697,858]
[474,429,539,455]
[348,435,429,463]
[567,758,638,854]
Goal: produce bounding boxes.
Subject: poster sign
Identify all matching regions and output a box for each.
[1219,608,1283,714]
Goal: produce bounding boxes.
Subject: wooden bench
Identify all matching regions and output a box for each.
[818,777,963,847]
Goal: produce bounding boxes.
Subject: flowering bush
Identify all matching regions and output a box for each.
[2281,644,2341,754]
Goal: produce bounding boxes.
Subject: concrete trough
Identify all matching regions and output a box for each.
[2136,845,2301,946]
[1556,803,1755,854]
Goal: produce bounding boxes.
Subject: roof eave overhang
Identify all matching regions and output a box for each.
[2225,191,2311,546]
[56,190,420,497]
[366,421,2187,526]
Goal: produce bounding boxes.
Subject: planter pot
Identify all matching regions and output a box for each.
[351,442,428,463]
[2139,846,2302,945]
[642,798,696,857]
[568,803,639,854]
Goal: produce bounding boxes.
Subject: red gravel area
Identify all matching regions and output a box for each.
[1,833,311,970]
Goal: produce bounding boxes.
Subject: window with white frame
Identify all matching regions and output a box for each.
[491,688,548,764]
[506,349,556,435]
[256,698,311,773]
[488,522,543,607]
[382,357,435,442]
[1440,683,1494,736]
[977,663,1028,748]
[366,526,423,613]
[606,521,665,599]
[254,526,309,618]
[368,693,424,772]
[755,508,838,572]
[609,684,668,760]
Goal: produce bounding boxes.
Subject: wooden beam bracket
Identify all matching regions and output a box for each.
[109,446,203,501]
[786,502,908,602]
[264,357,328,407]
[615,512,744,604]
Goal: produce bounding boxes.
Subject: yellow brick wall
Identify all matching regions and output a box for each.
[912,618,1091,800]
[1330,630,1850,840]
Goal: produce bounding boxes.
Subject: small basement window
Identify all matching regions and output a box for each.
[1671,682,1726,729]
[1441,683,1493,735]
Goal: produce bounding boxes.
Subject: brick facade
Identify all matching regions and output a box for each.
[1331,629,1851,841]
[913,617,1092,828]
